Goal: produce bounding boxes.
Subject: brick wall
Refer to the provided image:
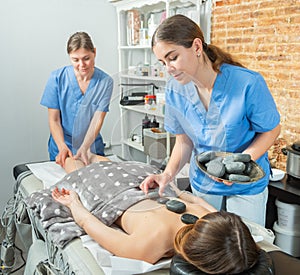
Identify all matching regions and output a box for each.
[211,0,300,170]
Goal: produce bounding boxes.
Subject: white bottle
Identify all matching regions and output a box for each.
[148,14,157,42]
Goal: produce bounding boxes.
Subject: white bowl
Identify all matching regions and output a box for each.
[270,168,285,181]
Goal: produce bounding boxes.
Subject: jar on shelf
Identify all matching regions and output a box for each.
[156,92,165,114]
[141,63,150,76]
[148,13,158,42]
[139,28,149,46]
[127,10,140,46]
[135,62,143,76]
[151,62,161,77]
[144,94,157,110]
[128,66,136,75]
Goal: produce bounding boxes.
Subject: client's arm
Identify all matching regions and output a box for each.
[52,187,163,264]
[169,182,217,212]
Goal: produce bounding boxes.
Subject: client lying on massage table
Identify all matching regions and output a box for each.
[45,156,269,274]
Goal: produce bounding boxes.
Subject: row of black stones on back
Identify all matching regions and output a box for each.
[155,197,199,224]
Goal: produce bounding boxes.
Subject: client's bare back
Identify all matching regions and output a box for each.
[115,197,210,259]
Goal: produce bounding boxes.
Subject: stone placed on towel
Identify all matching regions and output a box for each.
[166,200,186,214]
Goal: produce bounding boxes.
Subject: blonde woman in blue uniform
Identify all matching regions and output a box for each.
[140,15,281,226]
[41,32,113,168]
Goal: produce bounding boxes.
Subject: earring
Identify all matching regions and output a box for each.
[197,53,200,57]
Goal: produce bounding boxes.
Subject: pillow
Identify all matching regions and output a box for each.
[170,249,274,275]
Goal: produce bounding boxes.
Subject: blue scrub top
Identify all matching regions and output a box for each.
[40,66,113,160]
[164,64,280,196]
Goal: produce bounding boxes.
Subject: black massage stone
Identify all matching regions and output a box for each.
[156,197,170,204]
[204,156,223,167]
[222,154,235,164]
[181,213,199,224]
[223,153,251,164]
[222,173,230,180]
[232,153,251,162]
[225,161,246,174]
[244,161,253,175]
[196,151,216,163]
[206,160,225,178]
[229,174,251,182]
[166,200,186,214]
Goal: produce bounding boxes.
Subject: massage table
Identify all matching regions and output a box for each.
[1,160,300,275]
[2,161,171,275]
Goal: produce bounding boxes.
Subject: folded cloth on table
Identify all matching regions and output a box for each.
[80,235,171,275]
[26,161,66,188]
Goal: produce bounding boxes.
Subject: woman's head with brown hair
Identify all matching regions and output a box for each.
[174,211,260,274]
[67,31,95,54]
[152,14,244,73]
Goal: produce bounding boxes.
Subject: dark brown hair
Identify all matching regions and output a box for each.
[152,14,244,72]
[67,32,95,54]
[174,211,260,274]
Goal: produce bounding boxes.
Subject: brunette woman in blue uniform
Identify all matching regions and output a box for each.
[140,15,281,226]
[41,32,113,168]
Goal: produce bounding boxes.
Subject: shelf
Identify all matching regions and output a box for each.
[123,138,144,152]
[119,45,151,50]
[112,0,167,12]
[121,104,164,118]
[112,0,199,13]
[120,74,167,82]
[112,0,205,161]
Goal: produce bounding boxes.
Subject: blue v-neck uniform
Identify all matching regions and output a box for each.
[41,66,113,160]
[164,64,280,196]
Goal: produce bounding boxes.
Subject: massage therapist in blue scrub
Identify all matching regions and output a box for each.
[140,15,281,226]
[41,32,113,168]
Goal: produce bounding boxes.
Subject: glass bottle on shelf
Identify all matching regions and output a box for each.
[139,26,149,46]
[148,13,158,43]
[127,10,140,46]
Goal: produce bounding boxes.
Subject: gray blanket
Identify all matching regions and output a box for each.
[25,161,166,248]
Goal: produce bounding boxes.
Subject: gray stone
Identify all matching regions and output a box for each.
[166,200,186,214]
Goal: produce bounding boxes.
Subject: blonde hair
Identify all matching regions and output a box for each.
[67,32,95,54]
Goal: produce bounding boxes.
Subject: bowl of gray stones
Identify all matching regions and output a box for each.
[195,151,265,184]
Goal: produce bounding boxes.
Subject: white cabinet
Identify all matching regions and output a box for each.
[110,0,212,162]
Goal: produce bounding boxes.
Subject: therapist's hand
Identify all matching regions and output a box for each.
[56,147,73,168]
[140,172,171,196]
[74,147,90,166]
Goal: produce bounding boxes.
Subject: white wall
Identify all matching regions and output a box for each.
[0,0,119,211]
